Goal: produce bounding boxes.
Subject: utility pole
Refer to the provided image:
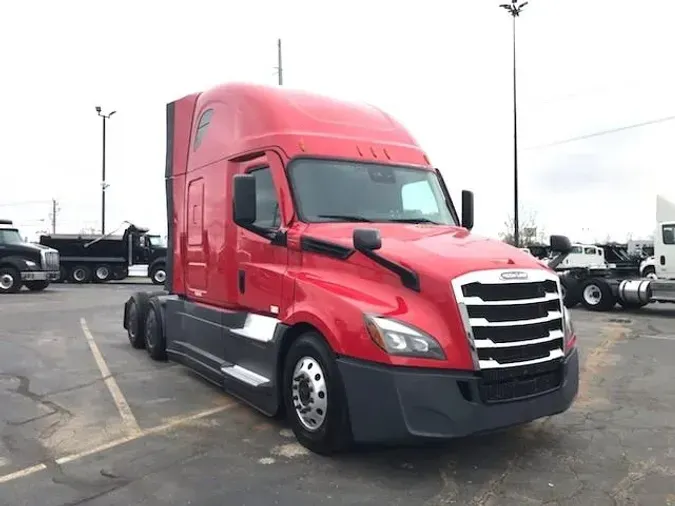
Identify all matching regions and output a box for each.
[275,38,283,86]
[500,0,527,247]
[95,106,116,234]
[50,198,60,234]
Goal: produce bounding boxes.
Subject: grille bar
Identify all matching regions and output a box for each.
[452,268,566,403]
[469,312,562,328]
[463,291,560,306]
[474,329,564,348]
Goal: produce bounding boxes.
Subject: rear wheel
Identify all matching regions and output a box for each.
[125,292,150,349]
[93,264,112,283]
[282,332,352,455]
[24,280,49,292]
[69,265,92,284]
[0,267,21,294]
[580,278,616,311]
[144,299,167,361]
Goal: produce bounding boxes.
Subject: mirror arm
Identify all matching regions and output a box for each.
[356,247,421,292]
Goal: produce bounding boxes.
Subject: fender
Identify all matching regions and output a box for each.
[148,256,166,273]
[283,307,347,355]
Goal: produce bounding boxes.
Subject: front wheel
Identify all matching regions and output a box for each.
[149,264,166,285]
[642,266,657,280]
[282,332,352,455]
[0,267,21,294]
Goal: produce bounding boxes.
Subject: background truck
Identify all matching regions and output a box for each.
[121,82,578,455]
[0,219,60,294]
[39,222,167,284]
[559,202,675,310]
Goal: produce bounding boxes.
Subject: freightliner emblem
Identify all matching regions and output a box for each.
[499,271,528,281]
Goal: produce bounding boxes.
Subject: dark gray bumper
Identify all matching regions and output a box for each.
[337,349,579,444]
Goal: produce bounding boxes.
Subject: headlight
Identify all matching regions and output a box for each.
[562,306,576,353]
[24,260,37,268]
[364,315,446,360]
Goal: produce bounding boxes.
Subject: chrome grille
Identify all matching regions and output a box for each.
[41,250,60,270]
[451,268,565,403]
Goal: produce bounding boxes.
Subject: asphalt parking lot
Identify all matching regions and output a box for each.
[1,283,674,505]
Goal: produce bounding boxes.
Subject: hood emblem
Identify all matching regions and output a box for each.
[500,271,528,281]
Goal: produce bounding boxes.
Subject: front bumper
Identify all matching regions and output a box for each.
[21,270,60,282]
[337,349,579,444]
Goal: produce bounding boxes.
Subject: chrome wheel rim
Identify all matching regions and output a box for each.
[96,266,109,279]
[0,274,14,290]
[583,284,602,305]
[291,357,327,432]
[154,270,166,283]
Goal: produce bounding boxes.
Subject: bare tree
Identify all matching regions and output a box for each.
[499,208,547,247]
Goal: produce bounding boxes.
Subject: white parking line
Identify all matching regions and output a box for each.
[0,402,235,484]
[641,334,675,341]
[80,317,141,436]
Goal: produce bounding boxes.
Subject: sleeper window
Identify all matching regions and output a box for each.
[193,109,213,151]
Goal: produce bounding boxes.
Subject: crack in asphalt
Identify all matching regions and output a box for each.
[1,373,74,429]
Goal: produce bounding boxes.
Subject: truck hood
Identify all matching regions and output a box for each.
[303,223,549,279]
[8,242,55,254]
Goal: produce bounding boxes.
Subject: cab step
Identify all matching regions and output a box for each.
[221,364,271,388]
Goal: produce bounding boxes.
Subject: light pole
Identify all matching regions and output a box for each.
[95,106,116,235]
[500,0,527,247]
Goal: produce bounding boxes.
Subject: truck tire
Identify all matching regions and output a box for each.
[580,278,616,312]
[149,264,167,285]
[93,264,112,283]
[24,280,50,292]
[125,292,151,349]
[282,331,352,455]
[70,265,92,284]
[559,276,580,308]
[0,266,21,294]
[144,298,167,361]
[642,265,657,279]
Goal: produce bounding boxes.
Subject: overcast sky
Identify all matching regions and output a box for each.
[2,0,675,243]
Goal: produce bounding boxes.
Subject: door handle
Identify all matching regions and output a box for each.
[660,255,666,265]
[238,269,246,293]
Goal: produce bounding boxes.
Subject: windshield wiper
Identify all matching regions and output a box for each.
[385,218,441,224]
[317,214,373,222]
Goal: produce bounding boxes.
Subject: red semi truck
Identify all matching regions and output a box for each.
[123,82,579,455]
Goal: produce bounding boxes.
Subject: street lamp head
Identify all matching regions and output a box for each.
[109,111,117,117]
[95,106,102,113]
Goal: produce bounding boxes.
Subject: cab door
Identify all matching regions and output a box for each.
[234,150,291,319]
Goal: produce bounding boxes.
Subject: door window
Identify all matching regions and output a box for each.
[249,167,281,229]
[663,224,675,245]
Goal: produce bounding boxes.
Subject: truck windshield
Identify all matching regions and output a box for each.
[288,159,457,225]
[0,229,23,245]
[146,235,167,248]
